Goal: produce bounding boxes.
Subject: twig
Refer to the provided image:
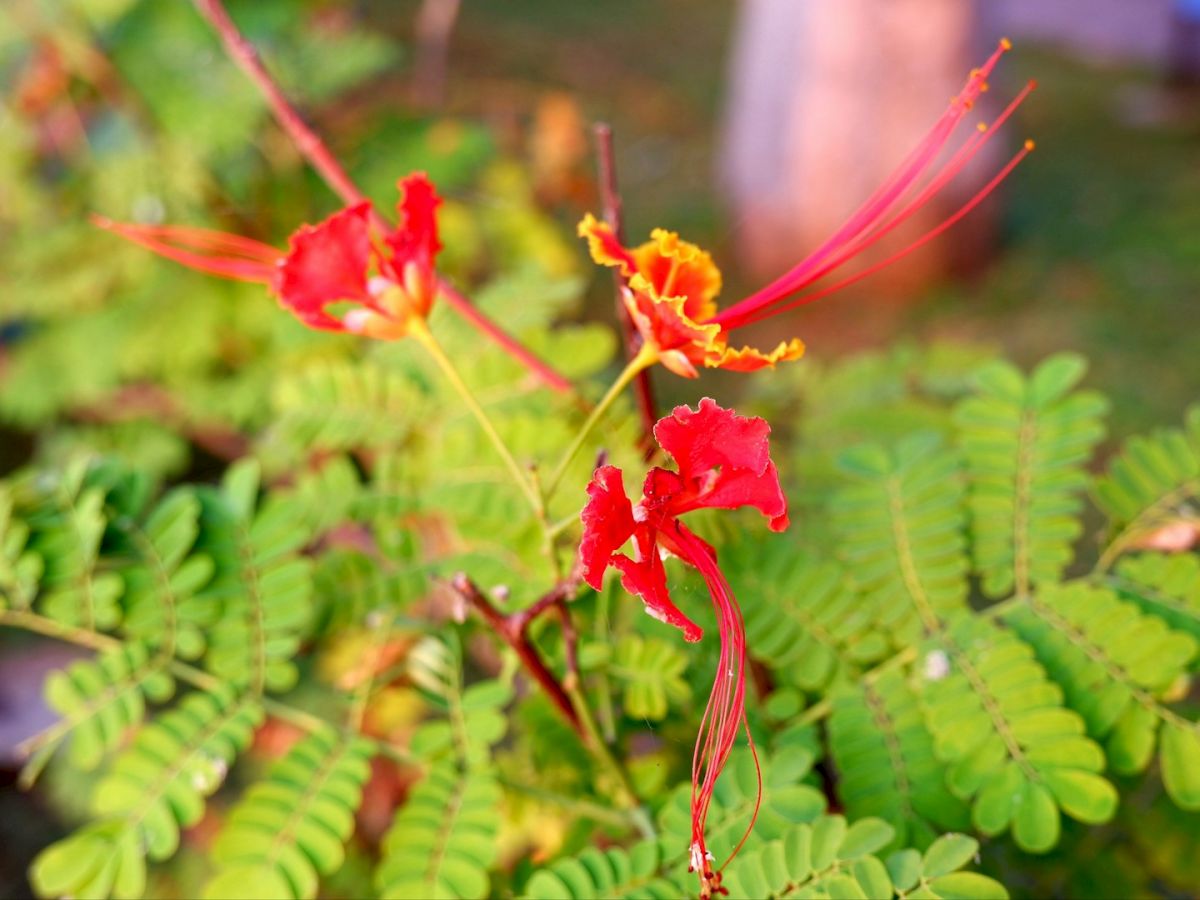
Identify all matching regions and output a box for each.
[593,123,657,448]
[511,581,573,633]
[558,599,580,684]
[435,281,572,394]
[192,0,366,215]
[452,569,651,829]
[189,0,572,395]
[451,573,582,736]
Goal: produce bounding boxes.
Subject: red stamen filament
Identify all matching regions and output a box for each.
[735,138,1036,327]
[720,79,1036,331]
[675,525,761,888]
[92,217,281,283]
[712,39,1024,330]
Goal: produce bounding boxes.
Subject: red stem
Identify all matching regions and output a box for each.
[192,0,368,213]
[593,123,658,449]
[436,280,573,393]
[452,574,583,737]
[190,0,572,394]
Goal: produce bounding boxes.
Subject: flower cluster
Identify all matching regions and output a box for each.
[98,36,1034,900]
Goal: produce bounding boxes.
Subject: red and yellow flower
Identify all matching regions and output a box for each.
[578,216,806,377]
[579,39,1035,378]
[95,172,442,340]
[579,398,789,897]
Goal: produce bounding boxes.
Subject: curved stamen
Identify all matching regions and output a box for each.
[673,524,759,891]
[92,217,281,282]
[714,39,1013,328]
[718,79,1037,331]
[734,139,1036,327]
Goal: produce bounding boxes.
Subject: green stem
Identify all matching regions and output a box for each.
[0,609,415,764]
[793,646,919,728]
[498,777,643,832]
[543,344,657,500]
[411,320,543,516]
[563,673,655,840]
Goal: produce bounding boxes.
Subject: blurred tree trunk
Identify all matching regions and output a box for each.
[721,0,1000,298]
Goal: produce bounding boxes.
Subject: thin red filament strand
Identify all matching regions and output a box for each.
[713,40,1010,329]
[819,80,1035,269]
[720,79,1036,333]
[735,140,1035,327]
[675,526,760,880]
[93,218,281,283]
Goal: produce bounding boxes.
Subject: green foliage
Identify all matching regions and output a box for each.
[263,360,425,468]
[658,747,827,864]
[28,641,168,780]
[0,484,42,610]
[721,817,1009,900]
[376,762,503,900]
[608,635,691,721]
[955,354,1108,597]
[204,730,373,899]
[116,489,216,661]
[832,431,970,658]
[1092,408,1200,556]
[374,635,511,898]
[829,669,970,851]
[406,634,512,765]
[729,540,891,691]
[521,843,677,899]
[30,689,263,900]
[3,6,1199,892]
[194,460,314,692]
[8,344,1200,898]
[1005,584,1196,781]
[20,463,125,630]
[1111,551,1200,648]
[919,615,1116,852]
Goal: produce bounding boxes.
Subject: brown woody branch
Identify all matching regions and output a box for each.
[593,123,658,450]
[450,573,583,736]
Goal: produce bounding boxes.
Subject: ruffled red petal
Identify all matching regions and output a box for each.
[577,213,639,276]
[579,466,636,591]
[386,172,442,272]
[611,540,703,643]
[277,202,373,321]
[654,397,771,481]
[695,460,790,532]
[653,398,789,531]
[630,228,721,323]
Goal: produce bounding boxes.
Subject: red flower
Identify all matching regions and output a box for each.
[579,398,788,895]
[579,39,1035,377]
[95,173,442,339]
